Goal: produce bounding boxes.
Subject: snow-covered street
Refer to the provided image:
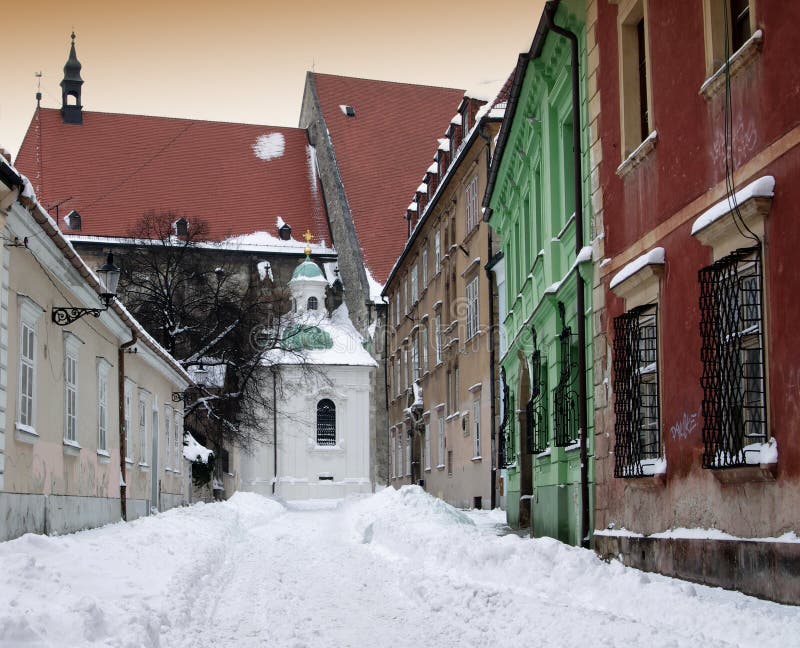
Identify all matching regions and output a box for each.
[1,487,797,648]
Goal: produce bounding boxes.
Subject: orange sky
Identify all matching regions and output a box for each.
[2,0,545,160]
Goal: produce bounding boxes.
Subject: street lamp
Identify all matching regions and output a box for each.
[52,252,121,326]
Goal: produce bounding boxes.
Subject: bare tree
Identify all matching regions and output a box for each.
[118,212,306,452]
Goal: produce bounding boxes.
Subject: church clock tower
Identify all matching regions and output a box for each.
[60,32,84,124]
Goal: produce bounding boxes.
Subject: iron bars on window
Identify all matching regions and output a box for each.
[316,398,336,446]
[613,304,661,478]
[699,246,767,469]
[553,325,578,447]
[526,348,549,454]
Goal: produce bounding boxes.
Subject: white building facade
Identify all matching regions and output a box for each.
[239,253,376,500]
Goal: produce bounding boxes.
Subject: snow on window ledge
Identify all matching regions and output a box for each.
[97,449,111,464]
[63,438,82,456]
[616,131,658,178]
[15,423,39,444]
[639,457,667,476]
[700,30,764,100]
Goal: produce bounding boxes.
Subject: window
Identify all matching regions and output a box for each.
[405,431,412,476]
[411,264,418,304]
[437,416,445,468]
[729,0,752,52]
[394,293,400,327]
[64,335,80,443]
[17,298,42,433]
[618,0,652,158]
[138,394,148,465]
[613,305,661,477]
[699,246,766,469]
[553,325,578,447]
[164,406,173,471]
[421,248,428,287]
[396,354,402,396]
[447,450,453,476]
[307,296,318,311]
[397,432,403,477]
[424,422,431,470]
[124,381,134,462]
[390,431,396,479]
[403,347,409,389]
[411,333,419,380]
[435,312,443,364]
[472,399,481,458]
[97,361,110,453]
[316,399,336,446]
[421,325,428,373]
[465,176,479,233]
[703,0,755,77]
[152,409,160,468]
[527,346,549,454]
[465,275,479,340]
[174,411,182,473]
[434,230,441,271]
[404,279,409,315]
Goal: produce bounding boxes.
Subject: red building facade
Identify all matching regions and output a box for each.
[591,0,800,604]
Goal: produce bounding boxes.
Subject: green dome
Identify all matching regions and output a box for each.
[292,257,324,280]
[282,325,333,350]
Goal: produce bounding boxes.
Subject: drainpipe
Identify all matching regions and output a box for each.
[384,305,390,486]
[271,366,278,495]
[544,9,591,548]
[118,330,138,521]
[479,123,498,510]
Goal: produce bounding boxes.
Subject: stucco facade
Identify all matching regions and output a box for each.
[0,161,191,540]
[384,96,503,510]
[486,0,594,544]
[591,0,800,603]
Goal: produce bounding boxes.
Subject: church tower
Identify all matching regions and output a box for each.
[60,32,83,124]
[289,231,328,314]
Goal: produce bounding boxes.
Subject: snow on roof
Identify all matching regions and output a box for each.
[691,176,775,236]
[365,266,386,304]
[276,216,287,229]
[416,183,428,194]
[450,113,462,126]
[610,247,665,289]
[438,138,450,151]
[264,304,377,367]
[426,162,438,174]
[222,230,335,255]
[252,133,286,161]
[183,431,213,463]
[407,202,418,212]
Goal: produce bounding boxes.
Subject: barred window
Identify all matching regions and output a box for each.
[699,246,767,468]
[499,368,512,467]
[553,325,578,447]
[316,399,336,446]
[613,304,661,477]
[527,346,549,455]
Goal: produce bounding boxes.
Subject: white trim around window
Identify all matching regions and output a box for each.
[97,358,111,461]
[16,295,43,442]
[63,332,82,449]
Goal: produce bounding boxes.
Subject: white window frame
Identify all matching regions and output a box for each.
[404,279,409,315]
[411,264,418,304]
[97,359,111,454]
[138,392,149,467]
[405,431,412,477]
[473,398,481,459]
[437,416,445,469]
[421,324,428,373]
[151,405,160,471]
[435,312,442,364]
[164,405,173,471]
[424,421,431,470]
[397,431,403,478]
[63,333,81,444]
[465,175,479,233]
[17,296,43,436]
[174,411,182,474]
[466,275,480,340]
[434,230,441,271]
[411,333,419,380]
[124,380,135,463]
[421,247,428,287]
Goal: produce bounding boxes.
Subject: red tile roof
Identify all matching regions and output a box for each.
[311,73,464,282]
[14,108,330,246]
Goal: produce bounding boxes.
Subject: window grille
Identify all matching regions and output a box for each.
[307,296,318,311]
[613,304,661,477]
[699,246,767,469]
[499,368,512,467]
[553,325,578,447]
[527,347,549,454]
[316,399,336,446]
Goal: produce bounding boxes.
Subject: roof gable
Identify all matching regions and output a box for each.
[311,73,464,282]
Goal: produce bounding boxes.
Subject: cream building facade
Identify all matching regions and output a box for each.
[0,156,192,540]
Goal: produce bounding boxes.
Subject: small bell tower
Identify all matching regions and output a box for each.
[60,32,84,124]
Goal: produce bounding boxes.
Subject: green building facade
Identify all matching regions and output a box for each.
[485,0,593,545]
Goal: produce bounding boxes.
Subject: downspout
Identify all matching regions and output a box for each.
[479,123,498,510]
[384,305,390,486]
[118,330,138,521]
[544,8,591,548]
[272,366,278,495]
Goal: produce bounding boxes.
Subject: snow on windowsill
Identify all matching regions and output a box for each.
[536,448,552,459]
[14,423,39,444]
[712,438,778,467]
[639,457,667,476]
[471,456,482,462]
[564,441,581,453]
[700,29,764,99]
[691,176,774,236]
[610,247,665,290]
[616,130,658,177]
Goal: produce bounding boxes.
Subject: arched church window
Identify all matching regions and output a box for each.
[316,399,336,446]
[307,296,318,311]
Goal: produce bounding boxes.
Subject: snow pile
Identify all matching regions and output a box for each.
[640,456,667,476]
[715,437,778,466]
[364,266,386,304]
[691,176,774,235]
[252,133,285,161]
[183,431,213,463]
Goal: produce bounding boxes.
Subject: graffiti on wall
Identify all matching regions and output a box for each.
[670,410,698,441]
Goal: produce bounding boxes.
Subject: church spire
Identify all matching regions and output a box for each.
[60,32,84,124]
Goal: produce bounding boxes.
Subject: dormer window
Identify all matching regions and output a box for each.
[174,218,189,238]
[278,222,292,240]
[339,105,356,117]
[65,209,81,231]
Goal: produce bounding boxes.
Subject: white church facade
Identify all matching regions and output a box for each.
[239,250,376,500]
